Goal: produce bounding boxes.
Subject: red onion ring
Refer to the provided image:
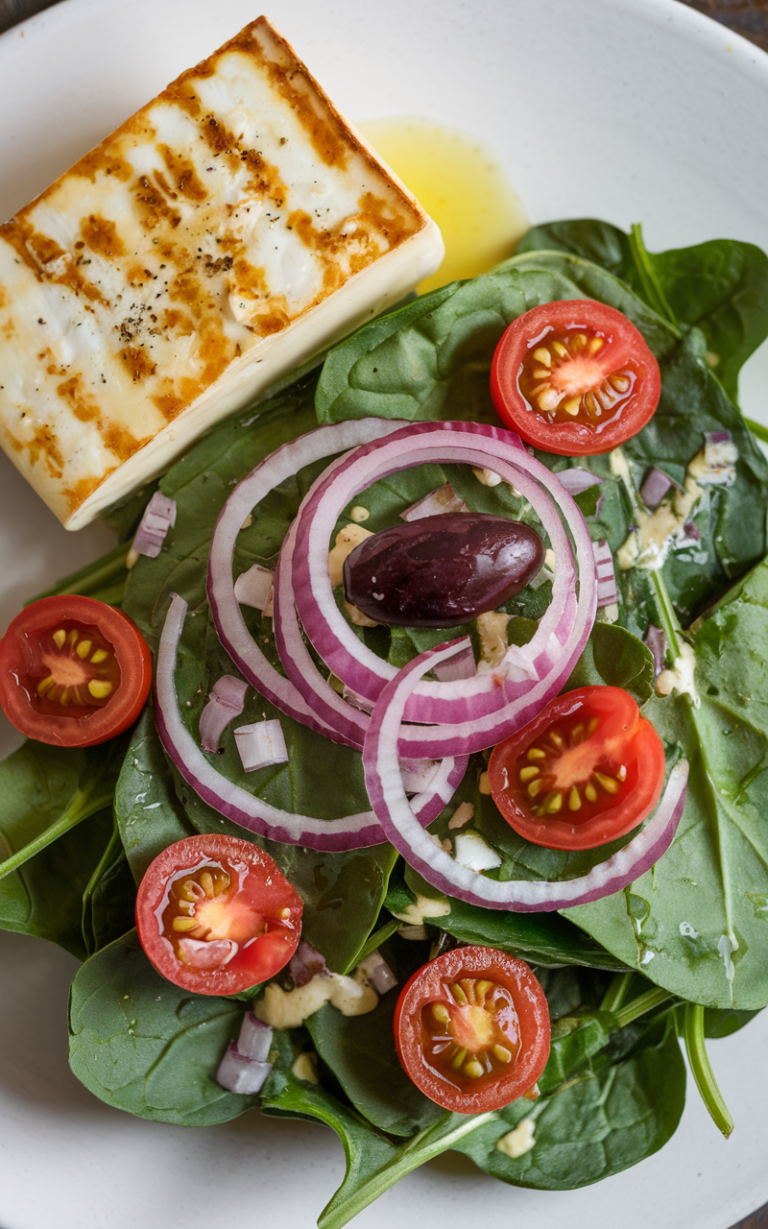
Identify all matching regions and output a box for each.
[207,418,404,749]
[362,639,689,911]
[155,593,467,851]
[282,421,596,757]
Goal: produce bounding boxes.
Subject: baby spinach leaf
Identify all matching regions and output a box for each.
[565,622,656,704]
[68,929,254,1125]
[566,556,768,1010]
[80,817,137,956]
[519,219,768,400]
[453,1016,685,1190]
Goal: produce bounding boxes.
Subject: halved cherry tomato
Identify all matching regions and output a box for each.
[0,595,152,747]
[488,685,665,851]
[394,946,550,1114]
[136,834,303,996]
[490,299,661,455]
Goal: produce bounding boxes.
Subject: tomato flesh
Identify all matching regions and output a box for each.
[490,299,661,456]
[0,595,152,747]
[488,685,666,850]
[394,946,550,1113]
[136,834,303,996]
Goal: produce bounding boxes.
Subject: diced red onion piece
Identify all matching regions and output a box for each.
[644,624,667,676]
[432,639,476,681]
[592,539,618,608]
[683,521,701,541]
[199,674,248,752]
[155,594,466,850]
[130,491,177,559]
[358,950,398,994]
[557,469,604,496]
[234,718,289,772]
[234,564,274,611]
[639,466,674,510]
[400,482,468,521]
[362,639,689,911]
[705,429,732,447]
[399,758,439,793]
[290,941,329,987]
[237,1012,273,1062]
[216,1040,273,1095]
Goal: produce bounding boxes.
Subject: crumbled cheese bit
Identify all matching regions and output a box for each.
[689,439,738,487]
[478,770,492,795]
[328,523,373,586]
[448,801,475,830]
[453,830,502,872]
[597,602,620,624]
[349,505,370,523]
[496,1117,536,1159]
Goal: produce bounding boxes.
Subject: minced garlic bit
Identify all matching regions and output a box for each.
[477,610,510,668]
[349,505,370,523]
[656,641,699,706]
[496,1117,536,1159]
[448,801,475,830]
[344,599,379,627]
[291,1052,319,1083]
[453,830,502,872]
[328,523,373,586]
[478,770,492,795]
[391,892,451,927]
[472,466,503,487]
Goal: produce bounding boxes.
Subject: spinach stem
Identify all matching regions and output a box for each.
[599,970,635,1015]
[628,224,680,332]
[684,1002,734,1138]
[614,986,671,1030]
[351,917,402,970]
[745,415,768,446]
[319,1112,498,1229]
[0,786,114,880]
[27,538,128,605]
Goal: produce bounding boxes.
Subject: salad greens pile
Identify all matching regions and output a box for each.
[3,218,768,1226]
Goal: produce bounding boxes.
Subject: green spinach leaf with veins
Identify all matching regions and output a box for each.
[518,218,768,402]
[68,929,255,1125]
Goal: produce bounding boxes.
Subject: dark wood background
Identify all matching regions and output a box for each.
[0,0,766,1226]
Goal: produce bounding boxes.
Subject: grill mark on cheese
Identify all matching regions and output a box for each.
[80,214,126,259]
[0,16,439,527]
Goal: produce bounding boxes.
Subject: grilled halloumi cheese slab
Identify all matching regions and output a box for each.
[0,18,443,529]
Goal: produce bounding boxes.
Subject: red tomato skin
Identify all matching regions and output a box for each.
[136,834,303,997]
[490,299,661,456]
[393,946,550,1114]
[488,685,666,851]
[0,595,152,747]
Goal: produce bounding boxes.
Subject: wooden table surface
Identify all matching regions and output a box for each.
[0,0,766,1226]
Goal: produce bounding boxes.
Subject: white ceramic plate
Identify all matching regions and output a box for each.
[2,2,768,1226]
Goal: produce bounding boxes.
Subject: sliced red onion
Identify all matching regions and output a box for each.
[362,639,689,911]
[644,624,667,676]
[286,420,596,757]
[358,950,398,994]
[129,491,177,560]
[155,594,466,850]
[592,539,618,608]
[237,1012,273,1062]
[198,675,248,753]
[234,563,274,611]
[216,1040,273,1095]
[639,466,675,510]
[234,719,289,772]
[290,941,330,987]
[400,482,468,521]
[208,418,404,749]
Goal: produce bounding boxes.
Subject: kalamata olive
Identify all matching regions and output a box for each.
[343,512,545,628]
